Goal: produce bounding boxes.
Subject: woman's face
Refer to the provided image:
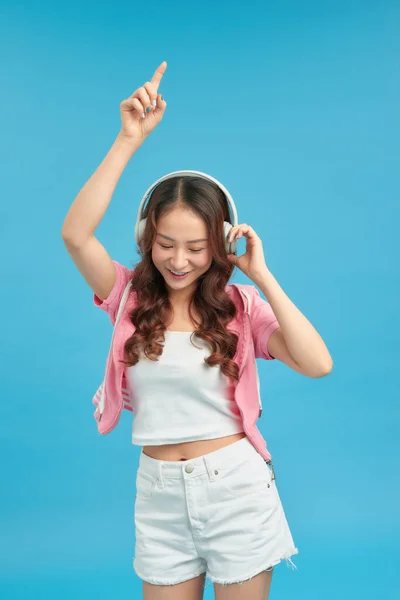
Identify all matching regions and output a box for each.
[151,206,212,303]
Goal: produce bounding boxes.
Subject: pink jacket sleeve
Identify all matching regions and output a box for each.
[93,260,133,326]
[248,286,280,360]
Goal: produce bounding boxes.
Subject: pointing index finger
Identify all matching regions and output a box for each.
[151,61,167,89]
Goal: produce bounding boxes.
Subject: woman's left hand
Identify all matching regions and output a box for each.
[226,224,268,281]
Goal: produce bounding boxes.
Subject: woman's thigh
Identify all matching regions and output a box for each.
[143,572,206,600]
[214,568,273,600]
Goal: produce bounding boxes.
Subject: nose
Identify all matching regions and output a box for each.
[170,247,190,271]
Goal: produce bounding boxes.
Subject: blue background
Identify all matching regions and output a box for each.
[1,1,399,598]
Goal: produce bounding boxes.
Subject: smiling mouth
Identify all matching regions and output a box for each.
[167,269,191,277]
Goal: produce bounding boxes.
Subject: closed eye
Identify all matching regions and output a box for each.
[159,245,203,253]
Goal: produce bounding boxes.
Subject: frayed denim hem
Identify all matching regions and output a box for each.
[134,548,299,587]
[133,560,207,586]
[205,547,299,587]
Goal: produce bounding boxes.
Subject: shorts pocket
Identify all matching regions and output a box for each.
[218,456,273,498]
[136,471,156,499]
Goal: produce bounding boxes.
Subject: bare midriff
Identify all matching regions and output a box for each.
[142,432,247,461]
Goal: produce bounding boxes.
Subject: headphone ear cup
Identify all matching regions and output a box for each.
[136,218,147,246]
[224,221,237,255]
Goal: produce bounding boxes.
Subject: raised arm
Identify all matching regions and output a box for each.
[61,61,168,300]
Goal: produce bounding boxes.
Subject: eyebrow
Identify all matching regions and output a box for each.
[157,233,208,243]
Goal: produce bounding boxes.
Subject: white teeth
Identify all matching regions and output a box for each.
[170,270,187,275]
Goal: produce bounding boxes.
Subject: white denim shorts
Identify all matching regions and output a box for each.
[133,436,299,587]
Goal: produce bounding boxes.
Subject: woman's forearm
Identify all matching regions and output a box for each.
[61,133,142,246]
[253,267,333,375]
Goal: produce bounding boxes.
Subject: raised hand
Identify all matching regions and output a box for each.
[119,61,168,144]
[226,224,269,281]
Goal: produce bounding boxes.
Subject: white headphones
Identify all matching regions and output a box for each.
[134,170,239,255]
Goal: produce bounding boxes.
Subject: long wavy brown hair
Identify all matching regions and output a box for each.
[120,175,241,383]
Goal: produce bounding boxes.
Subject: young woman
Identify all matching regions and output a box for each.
[62,61,333,600]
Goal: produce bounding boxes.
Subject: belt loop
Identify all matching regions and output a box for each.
[203,455,216,482]
[156,461,165,488]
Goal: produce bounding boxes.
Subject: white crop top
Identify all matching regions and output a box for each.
[126,331,244,446]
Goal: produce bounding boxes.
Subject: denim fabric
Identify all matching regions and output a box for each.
[133,436,299,587]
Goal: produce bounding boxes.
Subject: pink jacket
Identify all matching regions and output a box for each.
[92,260,280,462]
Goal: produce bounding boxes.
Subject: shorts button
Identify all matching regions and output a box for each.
[185,464,194,473]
